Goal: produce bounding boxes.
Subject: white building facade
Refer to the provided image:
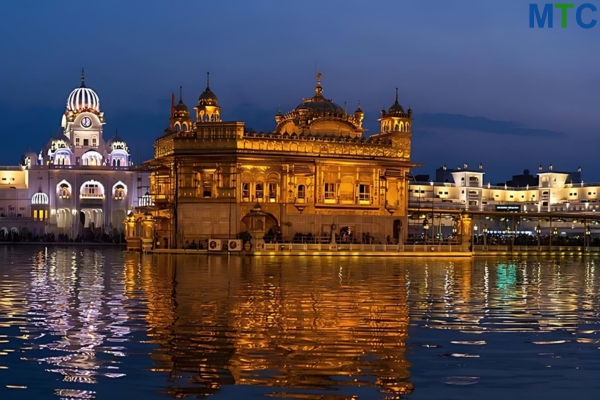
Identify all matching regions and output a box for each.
[408,164,600,238]
[0,72,149,240]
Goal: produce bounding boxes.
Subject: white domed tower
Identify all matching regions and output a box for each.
[61,69,107,165]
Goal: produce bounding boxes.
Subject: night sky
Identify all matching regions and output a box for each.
[1,0,598,183]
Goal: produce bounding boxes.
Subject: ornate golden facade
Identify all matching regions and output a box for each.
[143,73,417,249]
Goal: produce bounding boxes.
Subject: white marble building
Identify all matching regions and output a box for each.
[0,71,149,240]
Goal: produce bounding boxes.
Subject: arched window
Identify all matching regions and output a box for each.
[112,181,127,200]
[114,185,125,199]
[297,185,306,201]
[81,150,103,166]
[80,180,105,198]
[182,123,187,131]
[255,183,264,199]
[174,124,180,132]
[57,180,71,199]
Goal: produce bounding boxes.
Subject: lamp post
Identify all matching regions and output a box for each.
[430,181,435,244]
[535,223,541,251]
[585,223,590,252]
[423,218,429,250]
[473,224,478,245]
[482,223,488,250]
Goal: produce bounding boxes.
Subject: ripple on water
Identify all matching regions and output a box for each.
[0,248,599,398]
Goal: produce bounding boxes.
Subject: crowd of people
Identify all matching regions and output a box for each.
[0,230,125,244]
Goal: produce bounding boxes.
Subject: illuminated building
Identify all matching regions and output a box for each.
[140,73,416,248]
[0,71,149,239]
[409,164,600,236]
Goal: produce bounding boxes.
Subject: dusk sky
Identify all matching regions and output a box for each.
[1,0,598,183]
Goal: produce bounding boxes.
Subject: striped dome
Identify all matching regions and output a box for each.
[67,73,100,113]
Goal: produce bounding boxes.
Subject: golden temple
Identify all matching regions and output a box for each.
[132,72,417,250]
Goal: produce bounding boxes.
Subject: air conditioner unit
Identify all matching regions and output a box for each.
[228,239,242,251]
[208,239,222,251]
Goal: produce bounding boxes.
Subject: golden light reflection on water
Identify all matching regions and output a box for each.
[1,248,600,399]
[136,255,413,398]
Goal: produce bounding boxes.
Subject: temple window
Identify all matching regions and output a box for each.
[268,183,277,202]
[359,184,370,202]
[242,183,250,198]
[59,183,71,199]
[203,183,212,198]
[114,184,125,200]
[297,185,306,200]
[324,183,336,199]
[255,183,264,199]
[80,181,104,198]
[83,139,89,146]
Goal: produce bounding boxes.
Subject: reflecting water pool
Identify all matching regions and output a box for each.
[0,246,599,399]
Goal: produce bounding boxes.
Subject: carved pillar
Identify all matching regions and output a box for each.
[141,212,155,252]
[125,212,136,239]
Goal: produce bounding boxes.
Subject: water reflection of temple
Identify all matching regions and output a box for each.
[25,248,131,385]
[138,255,413,397]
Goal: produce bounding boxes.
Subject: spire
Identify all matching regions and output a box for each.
[395,87,398,102]
[171,91,175,117]
[206,71,210,89]
[179,85,183,102]
[356,100,363,112]
[80,68,86,87]
[315,72,323,97]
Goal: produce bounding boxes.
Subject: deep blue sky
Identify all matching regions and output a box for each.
[1,0,598,183]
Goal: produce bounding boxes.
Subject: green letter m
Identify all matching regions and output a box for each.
[530,4,553,27]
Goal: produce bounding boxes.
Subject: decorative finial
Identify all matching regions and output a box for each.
[344,101,347,113]
[316,72,322,86]
[81,68,85,83]
[358,100,361,108]
[206,71,210,88]
[395,87,398,102]
[179,85,183,102]
[277,104,281,113]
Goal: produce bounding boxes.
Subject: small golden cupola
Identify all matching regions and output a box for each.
[195,72,221,123]
[274,73,365,138]
[378,88,412,134]
[170,86,193,134]
[354,101,364,128]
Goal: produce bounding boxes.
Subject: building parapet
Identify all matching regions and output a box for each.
[154,130,410,160]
